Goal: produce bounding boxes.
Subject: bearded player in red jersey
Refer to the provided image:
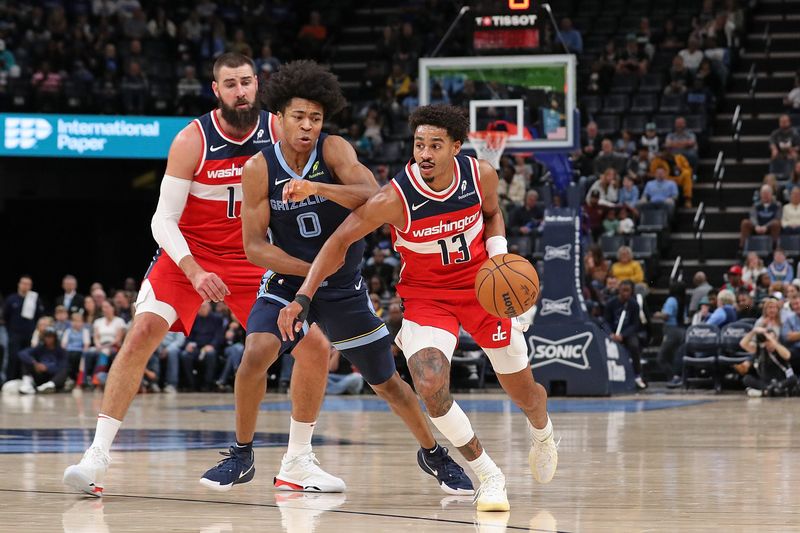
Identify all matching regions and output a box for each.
[63,53,283,496]
[278,104,558,512]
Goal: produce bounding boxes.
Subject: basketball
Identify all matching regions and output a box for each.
[475,253,540,318]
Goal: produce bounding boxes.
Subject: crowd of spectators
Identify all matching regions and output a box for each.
[0,261,418,395]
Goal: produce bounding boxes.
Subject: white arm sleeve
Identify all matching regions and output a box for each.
[151,175,193,264]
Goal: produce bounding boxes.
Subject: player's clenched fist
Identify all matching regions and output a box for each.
[189,270,230,302]
[282,179,317,203]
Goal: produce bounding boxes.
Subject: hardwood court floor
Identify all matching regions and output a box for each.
[0,390,798,533]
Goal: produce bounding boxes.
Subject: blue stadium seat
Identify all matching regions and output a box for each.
[743,235,772,258]
[682,324,720,391]
[630,93,658,114]
[600,234,627,258]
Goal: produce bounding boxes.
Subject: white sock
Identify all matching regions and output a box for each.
[467,450,501,480]
[286,417,315,458]
[529,415,553,442]
[90,414,121,454]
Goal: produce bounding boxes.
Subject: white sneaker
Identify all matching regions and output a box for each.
[163,385,177,394]
[746,387,763,398]
[274,452,346,492]
[529,427,559,484]
[19,375,35,395]
[634,376,647,390]
[63,446,111,497]
[473,472,509,512]
[36,381,56,394]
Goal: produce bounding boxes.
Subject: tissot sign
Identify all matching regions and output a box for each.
[526,209,635,395]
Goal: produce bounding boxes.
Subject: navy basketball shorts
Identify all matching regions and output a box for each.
[246,273,396,385]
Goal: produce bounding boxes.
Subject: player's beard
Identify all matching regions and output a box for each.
[218,96,260,131]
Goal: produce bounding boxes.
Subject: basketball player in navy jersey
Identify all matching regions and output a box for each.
[278,105,558,511]
[200,61,472,495]
[63,53,283,496]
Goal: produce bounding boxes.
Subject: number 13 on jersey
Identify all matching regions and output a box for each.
[437,233,470,265]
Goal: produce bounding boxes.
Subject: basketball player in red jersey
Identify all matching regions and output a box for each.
[63,53,285,496]
[278,105,558,511]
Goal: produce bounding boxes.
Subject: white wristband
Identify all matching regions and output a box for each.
[486,235,508,257]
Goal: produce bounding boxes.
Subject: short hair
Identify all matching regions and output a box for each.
[620,280,635,291]
[262,60,346,117]
[717,289,736,305]
[408,104,469,143]
[213,52,256,81]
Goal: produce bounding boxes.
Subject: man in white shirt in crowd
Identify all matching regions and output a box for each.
[782,187,800,234]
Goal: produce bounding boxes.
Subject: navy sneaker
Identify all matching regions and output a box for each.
[417,445,475,495]
[199,445,255,492]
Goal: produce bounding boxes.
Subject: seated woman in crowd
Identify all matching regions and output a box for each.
[742,252,767,287]
[610,245,646,286]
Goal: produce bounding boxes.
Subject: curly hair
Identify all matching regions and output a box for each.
[262,60,346,117]
[408,104,470,143]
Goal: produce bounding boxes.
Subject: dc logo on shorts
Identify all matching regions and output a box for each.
[4,117,52,150]
[544,244,571,261]
[5,117,53,150]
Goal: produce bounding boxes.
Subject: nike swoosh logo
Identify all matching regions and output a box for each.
[275,177,291,186]
[209,144,227,152]
[422,454,438,476]
[355,278,363,290]
[411,200,429,211]
[239,464,254,479]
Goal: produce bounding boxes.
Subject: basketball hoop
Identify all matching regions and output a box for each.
[468,131,509,169]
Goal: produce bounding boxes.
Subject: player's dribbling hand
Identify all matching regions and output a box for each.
[277,301,303,341]
[189,270,230,302]
[282,179,317,204]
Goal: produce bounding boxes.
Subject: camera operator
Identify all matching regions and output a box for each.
[738,326,796,397]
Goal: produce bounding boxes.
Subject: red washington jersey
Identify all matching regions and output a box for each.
[180,109,278,259]
[390,155,487,299]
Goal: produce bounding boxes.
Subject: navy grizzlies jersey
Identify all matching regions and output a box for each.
[261,133,365,290]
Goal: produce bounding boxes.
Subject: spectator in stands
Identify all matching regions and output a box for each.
[120,60,148,114]
[665,55,691,96]
[558,18,583,54]
[610,246,645,285]
[616,34,648,76]
[665,117,699,168]
[615,130,636,157]
[618,206,635,234]
[61,312,90,386]
[85,300,126,387]
[739,326,793,397]
[740,184,783,249]
[0,39,16,73]
[742,252,768,287]
[363,248,395,293]
[155,331,184,394]
[754,272,773,304]
[678,37,704,72]
[689,271,713,314]
[54,275,84,316]
[784,72,800,111]
[594,138,627,177]
[586,168,620,207]
[736,291,759,320]
[707,289,738,327]
[386,63,411,103]
[497,164,527,214]
[395,22,422,74]
[691,295,714,325]
[769,114,800,179]
[31,61,63,110]
[180,302,223,391]
[693,59,722,100]
[112,291,132,323]
[16,328,67,394]
[297,10,327,59]
[604,280,646,389]
[602,210,619,236]
[618,175,640,215]
[176,65,203,103]
[635,17,655,58]
[626,145,651,186]
[782,187,800,234]
[83,296,99,325]
[584,244,610,291]
[3,276,44,382]
[509,190,545,236]
[327,346,364,395]
[53,306,69,337]
[583,190,605,240]
[31,316,55,348]
[575,121,601,175]
[655,281,687,388]
[650,150,693,208]
[640,122,660,157]
[641,167,679,216]
[722,265,753,295]
[780,294,800,369]
[768,249,794,283]
[215,320,245,392]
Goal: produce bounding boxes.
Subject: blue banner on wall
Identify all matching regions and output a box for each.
[0,113,192,159]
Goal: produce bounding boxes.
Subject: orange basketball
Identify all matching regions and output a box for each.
[475,253,540,318]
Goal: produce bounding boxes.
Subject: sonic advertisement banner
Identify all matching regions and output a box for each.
[528,209,635,395]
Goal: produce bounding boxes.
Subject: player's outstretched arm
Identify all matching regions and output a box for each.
[277,184,405,340]
[241,153,313,276]
[282,135,379,209]
[153,123,229,302]
[477,159,509,255]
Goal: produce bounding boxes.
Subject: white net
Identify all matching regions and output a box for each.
[468,131,509,169]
